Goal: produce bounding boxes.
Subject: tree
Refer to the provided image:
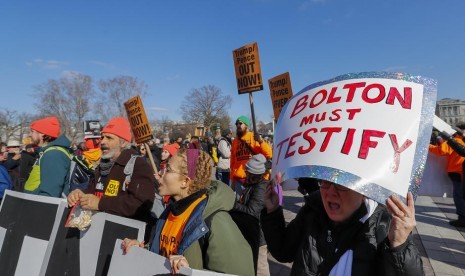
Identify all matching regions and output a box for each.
[34,72,94,141]
[96,75,148,122]
[180,85,232,131]
[0,110,36,143]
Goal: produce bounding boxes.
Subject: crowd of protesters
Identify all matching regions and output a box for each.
[4,114,465,275]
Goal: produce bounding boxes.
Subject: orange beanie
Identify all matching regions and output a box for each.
[102,117,132,142]
[30,117,60,138]
[163,144,178,157]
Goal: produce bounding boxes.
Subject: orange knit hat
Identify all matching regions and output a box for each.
[163,144,179,157]
[101,117,132,142]
[30,117,60,138]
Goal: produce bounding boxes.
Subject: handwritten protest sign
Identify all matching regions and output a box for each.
[233,42,263,94]
[124,95,153,144]
[269,72,293,122]
[272,72,437,203]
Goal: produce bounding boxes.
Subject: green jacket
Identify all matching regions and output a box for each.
[24,135,71,197]
[152,180,255,275]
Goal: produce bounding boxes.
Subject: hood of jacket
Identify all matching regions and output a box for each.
[203,180,236,218]
[42,135,71,151]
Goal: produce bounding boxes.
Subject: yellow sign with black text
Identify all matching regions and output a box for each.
[233,42,263,94]
[268,72,293,122]
[105,179,120,196]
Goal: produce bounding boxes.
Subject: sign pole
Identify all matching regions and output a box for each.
[144,143,158,175]
[249,92,257,132]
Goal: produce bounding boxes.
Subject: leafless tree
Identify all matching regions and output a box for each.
[0,110,35,143]
[33,72,94,141]
[96,75,149,122]
[180,85,232,131]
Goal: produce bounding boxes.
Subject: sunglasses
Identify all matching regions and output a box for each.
[318,180,350,191]
[235,121,244,126]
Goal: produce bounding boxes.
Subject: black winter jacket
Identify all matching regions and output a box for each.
[261,192,424,276]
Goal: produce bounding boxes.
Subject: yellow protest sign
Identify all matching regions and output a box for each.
[124,95,153,144]
[233,42,263,94]
[268,72,293,122]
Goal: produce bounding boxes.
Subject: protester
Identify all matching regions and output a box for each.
[121,148,254,275]
[261,178,423,275]
[438,125,465,227]
[147,139,161,170]
[67,117,156,240]
[82,138,102,168]
[429,127,465,227]
[24,117,72,197]
[233,154,269,276]
[4,140,21,191]
[160,144,178,170]
[230,115,272,198]
[216,129,232,185]
[19,144,37,191]
[0,161,12,203]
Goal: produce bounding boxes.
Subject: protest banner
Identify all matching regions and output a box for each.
[272,72,437,204]
[124,95,153,144]
[0,191,65,276]
[0,191,146,276]
[233,42,263,94]
[108,239,236,276]
[268,72,293,122]
[43,211,145,276]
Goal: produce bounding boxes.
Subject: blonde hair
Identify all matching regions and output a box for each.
[176,148,213,194]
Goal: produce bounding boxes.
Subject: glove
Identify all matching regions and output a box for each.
[438,131,451,140]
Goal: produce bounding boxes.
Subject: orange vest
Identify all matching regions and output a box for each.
[159,194,207,257]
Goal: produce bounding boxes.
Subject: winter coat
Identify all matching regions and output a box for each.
[24,135,72,197]
[19,151,37,191]
[150,180,255,276]
[84,148,156,239]
[230,132,272,181]
[217,137,231,172]
[261,191,424,276]
[234,179,267,246]
[429,136,465,174]
[0,164,12,200]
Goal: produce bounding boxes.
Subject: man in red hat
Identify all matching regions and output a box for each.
[67,117,156,239]
[24,116,72,197]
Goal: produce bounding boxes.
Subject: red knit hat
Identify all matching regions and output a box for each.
[30,117,60,138]
[163,144,178,157]
[101,117,132,142]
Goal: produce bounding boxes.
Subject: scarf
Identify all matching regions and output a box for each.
[99,158,115,176]
[329,198,378,276]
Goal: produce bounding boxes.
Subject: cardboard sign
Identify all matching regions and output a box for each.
[233,42,263,94]
[124,95,153,144]
[268,72,293,122]
[272,72,437,204]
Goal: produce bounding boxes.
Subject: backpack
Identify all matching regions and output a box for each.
[198,209,260,273]
[45,147,94,193]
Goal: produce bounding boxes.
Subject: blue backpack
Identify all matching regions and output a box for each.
[0,165,13,200]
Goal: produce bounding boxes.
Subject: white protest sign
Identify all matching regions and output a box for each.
[272,72,437,203]
[108,239,236,276]
[433,115,457,135]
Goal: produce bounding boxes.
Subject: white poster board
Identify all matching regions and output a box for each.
[272,72,437,203]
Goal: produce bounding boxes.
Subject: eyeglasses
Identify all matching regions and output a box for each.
[159,165,187,177]
[318,180,351,191]
[235,121,243,126]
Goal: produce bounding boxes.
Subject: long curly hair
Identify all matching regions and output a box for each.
[176,148,213,194]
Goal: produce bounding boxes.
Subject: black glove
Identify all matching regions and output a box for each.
[438,131,451,140]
